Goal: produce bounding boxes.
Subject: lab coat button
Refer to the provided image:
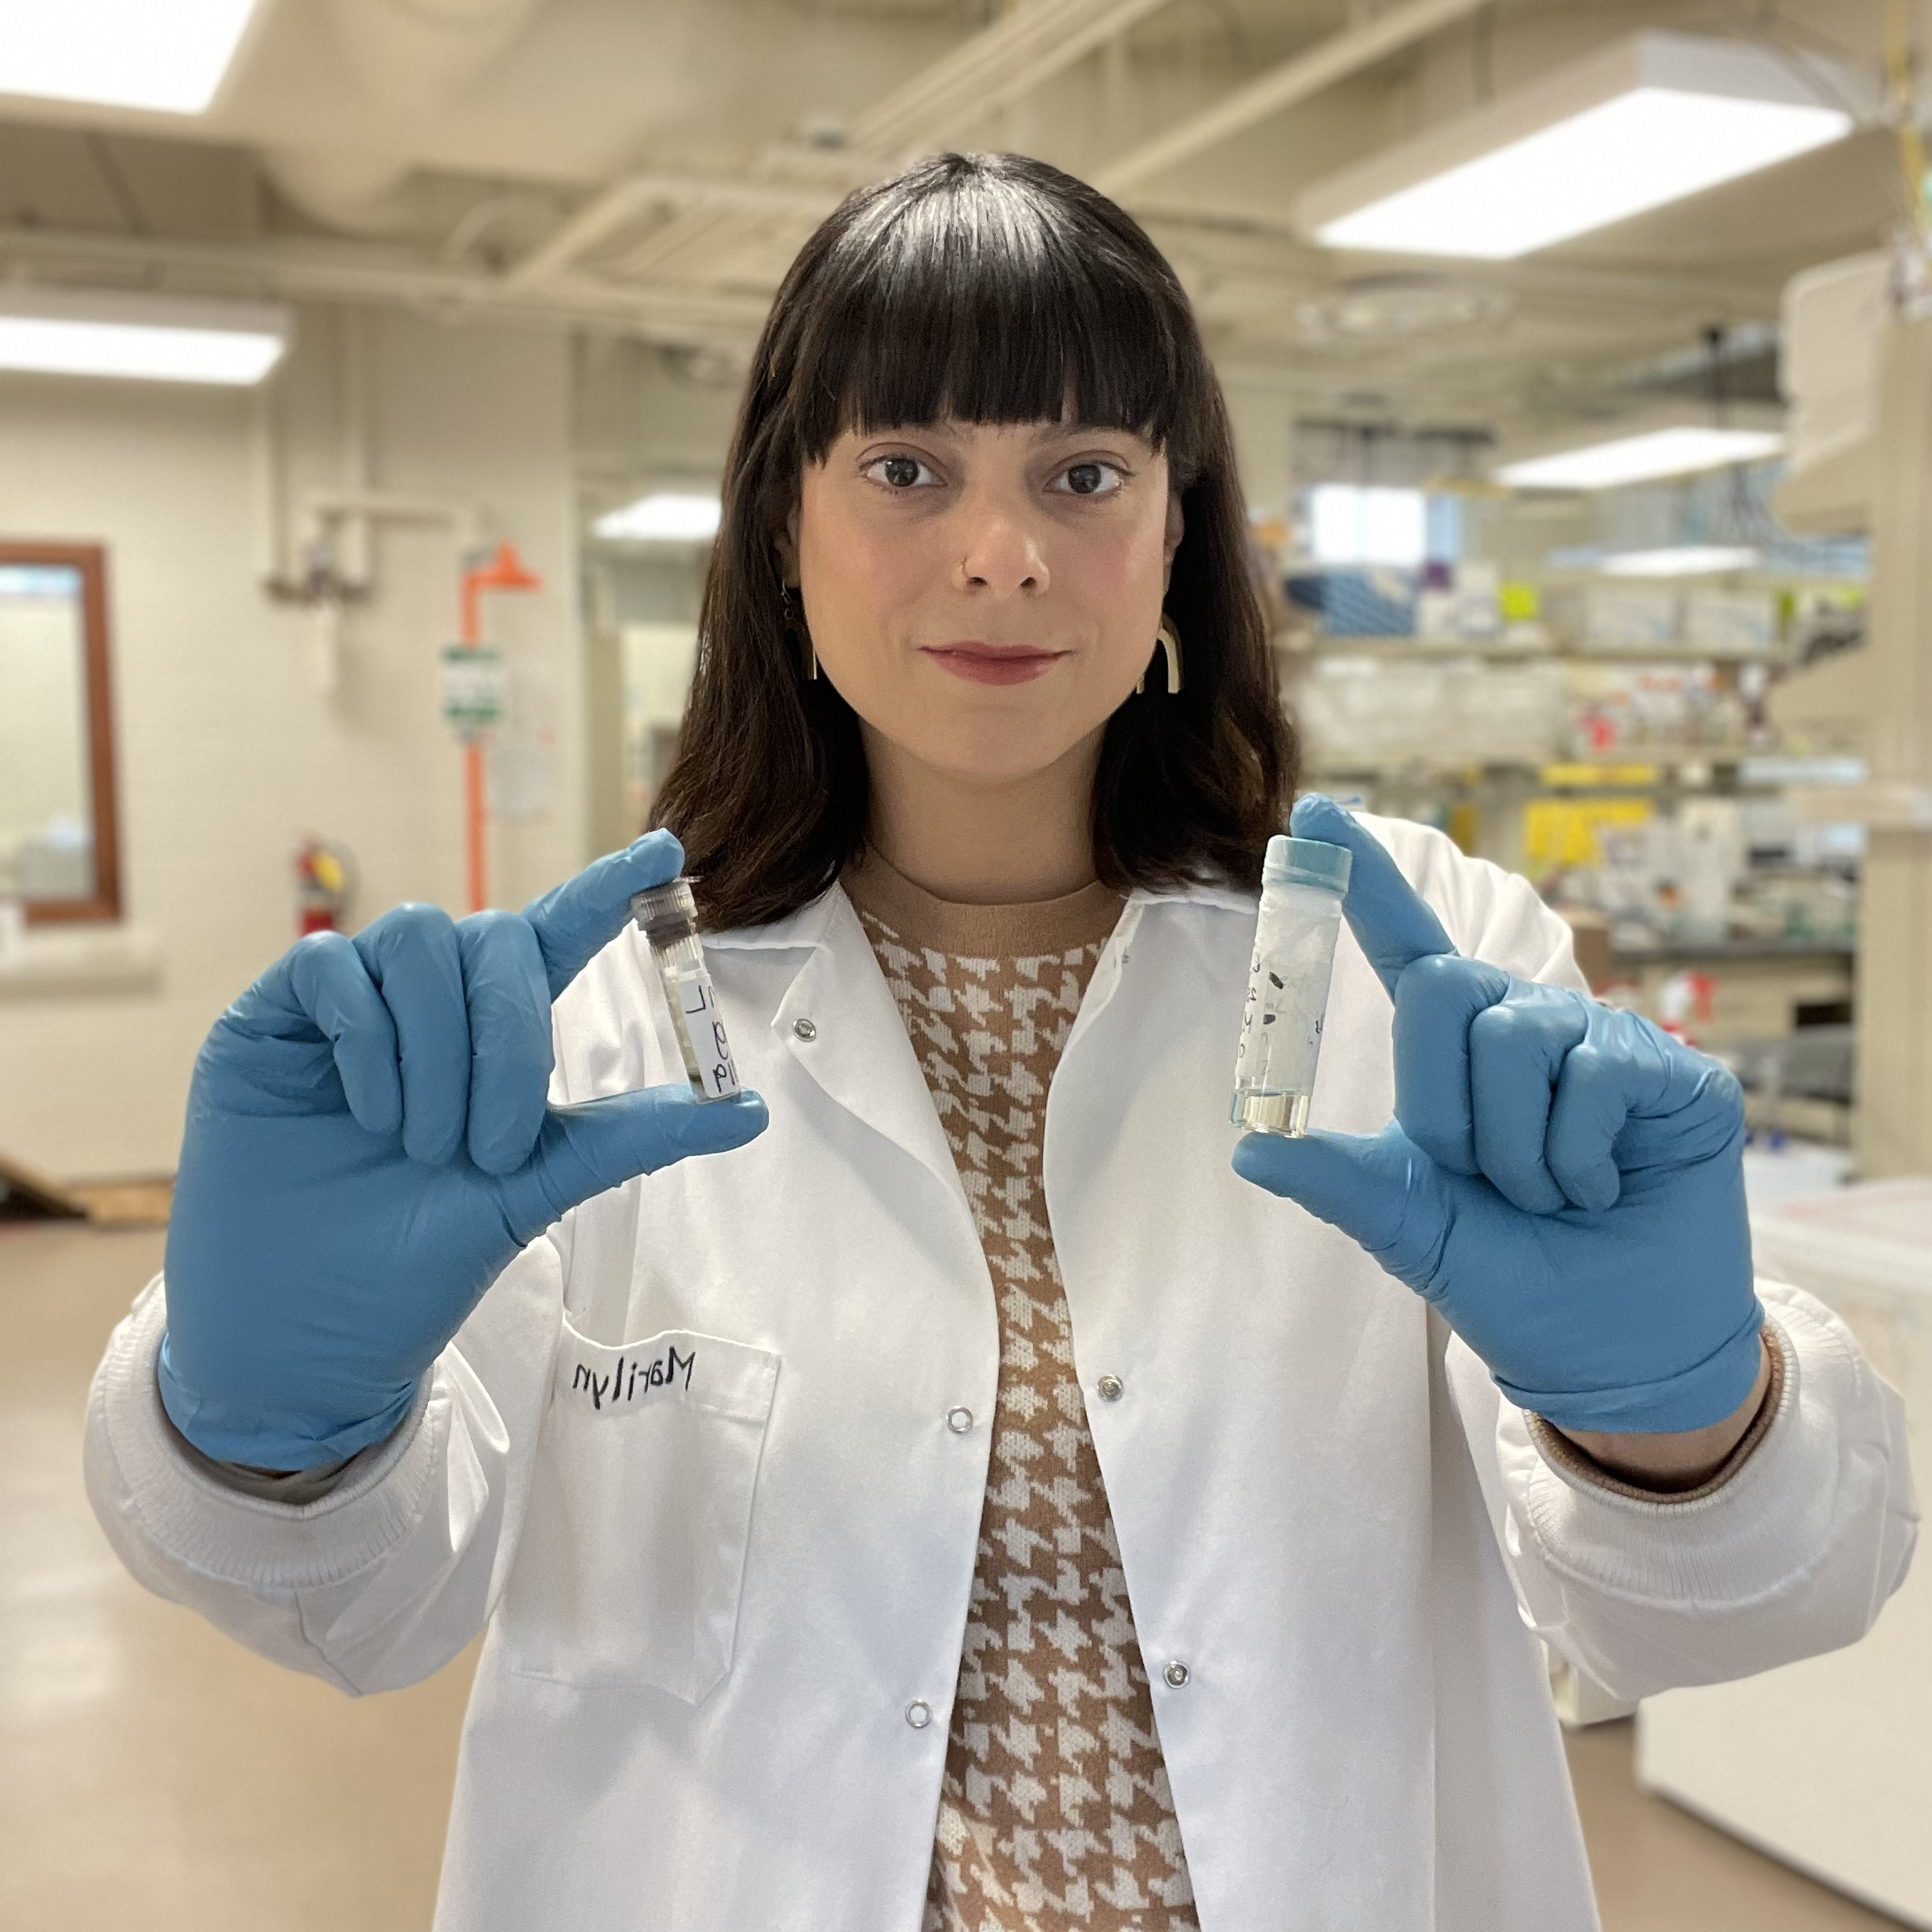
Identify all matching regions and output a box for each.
[905,1699,933,1729]
[946,1406,974,1433]
[1164,1660,1190,1688]
[1096,1374,1124,1402]
[792,1017,818,1042]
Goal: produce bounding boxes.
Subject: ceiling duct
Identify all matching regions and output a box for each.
[319,0,544,108]
[264,0,542,234]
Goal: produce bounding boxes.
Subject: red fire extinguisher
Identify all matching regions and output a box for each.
[294,838,355,936]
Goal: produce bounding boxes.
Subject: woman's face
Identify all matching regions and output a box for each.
[785,419,1183,787]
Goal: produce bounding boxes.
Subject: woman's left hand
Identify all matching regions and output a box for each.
[1234,796,1765,1439]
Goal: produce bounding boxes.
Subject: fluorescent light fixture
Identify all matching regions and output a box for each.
[1600,546,1762,576]
[1298,32,1863,259]
[1497,425,1784,491]
[0,287,289,385]
[0,0,262,114]
[594,493,722,543]
[1310,485,1426,566]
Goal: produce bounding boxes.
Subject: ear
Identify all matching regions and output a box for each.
[774,498,802,588]
[1161,490,1185,584]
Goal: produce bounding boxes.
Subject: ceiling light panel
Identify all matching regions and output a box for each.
[1497,427,1785,491]
[594,494,722,543]
[1599,546,1762,577]
[1298,32,1862,260]
[0,0,262,115]
[0,288,289,385]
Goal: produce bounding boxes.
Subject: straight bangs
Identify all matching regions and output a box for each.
[788,167,1205,475]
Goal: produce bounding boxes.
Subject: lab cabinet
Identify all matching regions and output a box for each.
[1638,1179,1931,1928]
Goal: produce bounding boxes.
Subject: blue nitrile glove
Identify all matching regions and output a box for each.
[1233,796,1762,1435]
[157,831,767,1470]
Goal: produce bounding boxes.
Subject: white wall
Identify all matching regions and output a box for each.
[1218,369,1298,523]
[0,306,585,1179]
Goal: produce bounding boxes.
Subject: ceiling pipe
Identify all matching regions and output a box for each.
[0,222,773,345]
[1094,0,1500,196]
[4,177,1764,352]
[848,0,1179,153]
[506,175,843,292]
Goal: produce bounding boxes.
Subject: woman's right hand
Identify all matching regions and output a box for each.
[156,830,767,1472]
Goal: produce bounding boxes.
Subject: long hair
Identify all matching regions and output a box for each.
[652,151,1296,930]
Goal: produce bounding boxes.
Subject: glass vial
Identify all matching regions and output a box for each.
[1230,834,1352,1135]
[631,878,742,1102]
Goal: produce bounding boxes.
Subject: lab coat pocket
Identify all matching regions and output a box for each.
[501,1319,780,1703]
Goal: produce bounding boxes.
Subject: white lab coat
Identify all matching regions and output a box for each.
[86,815,1915,1932]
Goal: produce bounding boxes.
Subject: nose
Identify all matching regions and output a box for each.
[955,510,1049,597]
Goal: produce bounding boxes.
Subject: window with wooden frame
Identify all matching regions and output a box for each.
[0,542,122,924]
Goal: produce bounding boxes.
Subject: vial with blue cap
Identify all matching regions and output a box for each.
[1231,833,1353,1135]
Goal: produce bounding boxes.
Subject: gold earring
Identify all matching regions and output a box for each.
[782,586,818,681]
[1136,614,1184,695]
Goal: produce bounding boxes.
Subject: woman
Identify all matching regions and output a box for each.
[89,155,1911,1932]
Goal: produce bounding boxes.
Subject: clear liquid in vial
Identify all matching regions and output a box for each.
[1230,883,1344,1136]
[1232,1087,1312,1135]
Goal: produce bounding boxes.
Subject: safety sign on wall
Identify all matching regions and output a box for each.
[440,644,506,737]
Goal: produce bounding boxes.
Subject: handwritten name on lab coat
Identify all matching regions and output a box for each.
[565,1343,697,1413]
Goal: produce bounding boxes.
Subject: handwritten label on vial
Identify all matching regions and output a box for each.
[676,970,742,1099]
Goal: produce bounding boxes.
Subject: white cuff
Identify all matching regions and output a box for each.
[1524,1324,1785,1505]
[1497,1284,1884,1611]
[86,1275,445,1594]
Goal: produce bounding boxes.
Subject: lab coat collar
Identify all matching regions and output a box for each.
[700,883,845,954]
[701,875,1257,953]
[701,874,1252,1221]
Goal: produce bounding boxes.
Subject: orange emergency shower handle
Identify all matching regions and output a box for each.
[458,540,541,914]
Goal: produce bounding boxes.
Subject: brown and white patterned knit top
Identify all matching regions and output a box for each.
[842,854,1200,1932]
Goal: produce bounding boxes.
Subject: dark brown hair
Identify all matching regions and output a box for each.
[652,151,1296,930]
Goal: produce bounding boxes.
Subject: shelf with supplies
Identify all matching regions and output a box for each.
[1302,750,1868,783]
[1301,755,1780,788]
[1283,639,1815,788]
[1275,631,1792,667]
[1608,936,1855,963]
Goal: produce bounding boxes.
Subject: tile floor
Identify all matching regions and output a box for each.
[0,1222,470,1932]
[0,1220,1908,1931]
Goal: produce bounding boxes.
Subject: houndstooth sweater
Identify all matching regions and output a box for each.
[843,853,1200,1932]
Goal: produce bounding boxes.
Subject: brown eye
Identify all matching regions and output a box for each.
[1051,460,1123,498]
[863,452,939,491]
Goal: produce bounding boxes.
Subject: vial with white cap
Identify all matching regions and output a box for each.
[630,878,742,1102]
[1230,834,1352,1136]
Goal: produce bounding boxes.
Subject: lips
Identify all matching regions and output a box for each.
[919,642,1068,687]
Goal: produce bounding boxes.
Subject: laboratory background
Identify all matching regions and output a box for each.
[0,1,1926,1927]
